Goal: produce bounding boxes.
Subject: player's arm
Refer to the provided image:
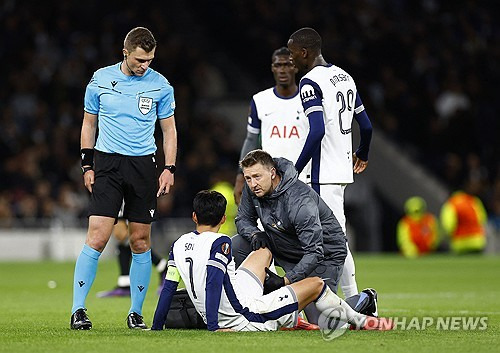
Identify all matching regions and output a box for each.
[235,186,261,242]
[235,100,262,205]
[206,236,232,331]
[353,92,373,174]
[152,245,179,330]
[157,115,177,197]
[295,79,325,174]
[285,197,324,283]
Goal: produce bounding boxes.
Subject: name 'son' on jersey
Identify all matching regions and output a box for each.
[269,125,300,139]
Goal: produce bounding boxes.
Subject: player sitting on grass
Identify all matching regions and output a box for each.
[152,190,393,331]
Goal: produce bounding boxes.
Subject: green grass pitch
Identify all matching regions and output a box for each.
[0,255,498,353]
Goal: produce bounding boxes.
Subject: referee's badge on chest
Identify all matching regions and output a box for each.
[138,96,153,115]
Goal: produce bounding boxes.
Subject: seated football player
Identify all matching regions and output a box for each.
[151,190,393,331]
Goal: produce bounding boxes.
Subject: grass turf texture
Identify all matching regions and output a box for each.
[0,255,498,353]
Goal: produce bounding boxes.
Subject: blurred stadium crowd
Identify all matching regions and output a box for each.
[0,1,498,235]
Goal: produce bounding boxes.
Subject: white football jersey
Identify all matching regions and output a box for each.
[299,64,362,184]
[248,87,311,183]
[170,231,249,330]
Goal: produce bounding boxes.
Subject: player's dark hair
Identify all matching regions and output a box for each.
[124,27,157,52]
[193,190,227,227]
[272,47,290,60]
[289,27,322,53]
[240,149,276,170]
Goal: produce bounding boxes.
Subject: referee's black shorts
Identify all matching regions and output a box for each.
[88,150,158,224]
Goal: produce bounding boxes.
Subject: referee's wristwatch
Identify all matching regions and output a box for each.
[164,165,176,174]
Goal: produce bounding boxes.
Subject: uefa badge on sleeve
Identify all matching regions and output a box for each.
[138,96,153,114]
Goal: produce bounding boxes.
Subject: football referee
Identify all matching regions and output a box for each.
[70,27,177,330]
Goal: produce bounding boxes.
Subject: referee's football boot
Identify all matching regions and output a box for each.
[127,312,148,329]
[70,308,92,330]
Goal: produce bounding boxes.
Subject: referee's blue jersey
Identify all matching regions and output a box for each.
[84,63,175,156]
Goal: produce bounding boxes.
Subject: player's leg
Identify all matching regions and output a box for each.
[71,215,115,329]
[238,247,272,284]
[289,278,392,331]
[340,245,358,297]
[301,259,344,324]
[322,184,359,297]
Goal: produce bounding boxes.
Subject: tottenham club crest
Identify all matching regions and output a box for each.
[138,96,153,115]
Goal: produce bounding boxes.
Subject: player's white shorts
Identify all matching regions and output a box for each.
[314,184,347,233]
[234,267,299,331]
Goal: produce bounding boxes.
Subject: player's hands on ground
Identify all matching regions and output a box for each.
[353,152,368,174]
[263,267,285,294]
[157,169,175,197]
[233,173,245,205]
[83,170,95,193]
[215,328,236,332]
[251,231,270,251]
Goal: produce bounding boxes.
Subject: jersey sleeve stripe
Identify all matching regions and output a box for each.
[354,104,365,114]
[207,259,227,273]
[247,125,260,134]
[304,106,323,116]
[215,252,229,264]
[167,260,176,267]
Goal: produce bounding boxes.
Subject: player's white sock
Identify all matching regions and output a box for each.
[340,243,358,297]
[118,275,130,287]
[156,258,167,273]
[314,284,366,328]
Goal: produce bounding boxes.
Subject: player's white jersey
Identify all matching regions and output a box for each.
[299,64,361,184]
[248,87,311,183]
[170,231,248,330]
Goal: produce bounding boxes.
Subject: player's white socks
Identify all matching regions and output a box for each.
[314,284,366,328]
[118,275,130,287]
[340,243,358,298]
[156,258,167,273]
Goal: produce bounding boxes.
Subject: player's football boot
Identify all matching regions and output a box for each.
[70,308,92,330]
[127,312,148,329]
[96,286,131,298]
[281,316,320,331]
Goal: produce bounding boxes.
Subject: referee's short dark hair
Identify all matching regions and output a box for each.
[193,190,227,227]
[124,27,157,53]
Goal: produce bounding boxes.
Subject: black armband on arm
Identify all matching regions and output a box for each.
[81,148,94,168]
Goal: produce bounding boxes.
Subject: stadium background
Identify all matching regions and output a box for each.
[0,0,498,257]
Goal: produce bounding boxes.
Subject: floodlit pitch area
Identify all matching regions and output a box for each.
[1,255,498,353]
